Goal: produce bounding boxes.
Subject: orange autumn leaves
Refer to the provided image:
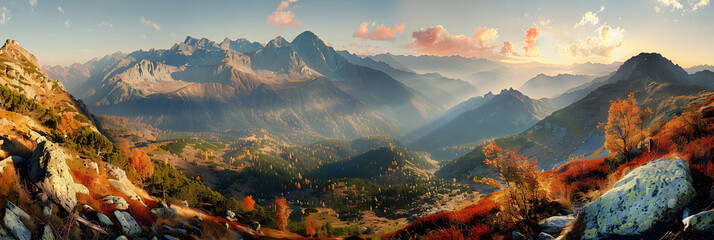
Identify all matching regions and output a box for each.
[130,148,154,181]
[600,92,652,161]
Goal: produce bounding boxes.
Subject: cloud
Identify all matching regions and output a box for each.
[352,22,405,41]
[693,0,709,10]
[565,24,625,57]
[29,0,37,7]
[574,7,605,28]
[267,0,302,28]
[79,49,95,53]
[98,20,113,28]
[57,6,63,13]
[0,8,9,24]
[139,17,160,31]
[473,27,498,48]
[499,41,521,57]
[658,0,684,10]
[522,27,540,57]
[404,25,510,59]
[64,20,70,28]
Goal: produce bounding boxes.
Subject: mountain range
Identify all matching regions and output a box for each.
[45,32,452,141]
[438,52,712,179]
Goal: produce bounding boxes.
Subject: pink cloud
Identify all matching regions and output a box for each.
[267,0,302,28]
[352,22,405,41]
[404,25,506,59]
[522,27,540,57]
[473,27,498,49]
[499,41,521,56]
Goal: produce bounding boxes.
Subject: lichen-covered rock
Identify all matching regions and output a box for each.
[581,158,696,239]
[102,195,130,210]
[3,208,30,240]
[114,211,141,236]
[538,215,574,234]
[27,139,77,212]
[108,179,145,205]
[106,164,129,182]
[683,209,714,232]
[0,223,14,240]
[40,225,54,240]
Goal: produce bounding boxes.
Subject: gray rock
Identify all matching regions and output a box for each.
[151,201,177,219]
[40,225,54,240]
[97,213,113,226]
[5,201,31,223]
[538,215,574,234]
[581,158,696,239]
[114,211,141,236]
[102,195,130,210]
[536,232,554,240]
[512,231,526,240]
[162,225,187,234]
[683,209,714,232]
[42,205,52,217]
[115,236,128,240]
[27,140,78,212]
[3,208,31,240]
[0,223,14,240]
[106,164,128,182]
[84,160,99,174]
[163,235,180,240]
[73,183,90,195]
[108,179,145,206]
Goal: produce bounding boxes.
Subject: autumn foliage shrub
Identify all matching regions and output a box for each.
[242,195,256,211]
[382,200,497,239]
[129,148,154,181]
[275,197,288,231]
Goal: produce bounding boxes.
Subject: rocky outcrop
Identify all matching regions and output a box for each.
[27,139,78,212]
[683,209,714,232]
[97,213,113,226]
[3,208,30,240]
[114,210,141,236]
[73,183,90,195]
[538,215,574,235]
[580,158,696,239]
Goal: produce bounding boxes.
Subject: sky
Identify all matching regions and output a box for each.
[0,0,711,67]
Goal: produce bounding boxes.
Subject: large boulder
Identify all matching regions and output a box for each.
[538,215,574,234]
[151,201,177,219]
[683,209,714,232]
[3,208,30,240]
[114,210,141,236]
[580,158,696,239]
[27,139,77,212]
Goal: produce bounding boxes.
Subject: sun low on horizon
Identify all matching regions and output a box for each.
[0,0,712,68]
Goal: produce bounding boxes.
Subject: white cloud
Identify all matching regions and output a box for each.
[658,0,684,10]
[98,20,113,28]
[0,8,9,24]
[563,24,625,57]
[29,0,37,7]
[64,20,70,28]
[57,6,63,13]
[139,17,160,31]
[575,7,604,28]
[693,0,710,10]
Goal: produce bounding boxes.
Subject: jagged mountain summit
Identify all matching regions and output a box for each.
[46,32,446,141]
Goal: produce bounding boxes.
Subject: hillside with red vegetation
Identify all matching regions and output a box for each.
[385,93,714,239]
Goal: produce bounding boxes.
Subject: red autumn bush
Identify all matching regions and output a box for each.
[426,227,464,240]
[382,200,498,240]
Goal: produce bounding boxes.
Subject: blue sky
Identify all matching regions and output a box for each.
[0,0,711,67]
